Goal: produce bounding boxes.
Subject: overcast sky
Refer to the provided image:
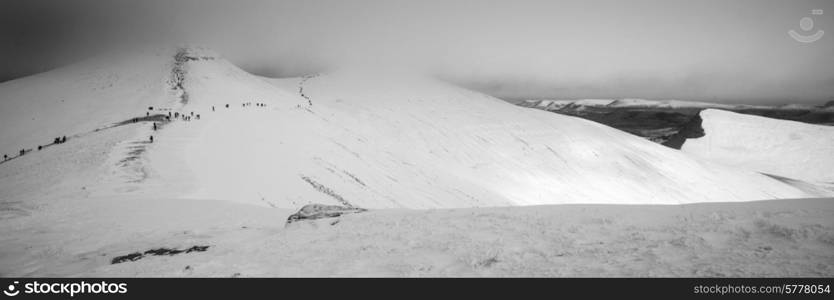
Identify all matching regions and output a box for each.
[1,0,832,104]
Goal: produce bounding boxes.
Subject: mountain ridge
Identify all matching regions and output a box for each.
[0,48,828,210]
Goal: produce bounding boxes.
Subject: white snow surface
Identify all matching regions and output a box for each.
[154,70,821,207]
[681,109,834,184]
[0,50,173,157]
[2,196,832,276]
[0,51,825,211]
[1,49,832,277]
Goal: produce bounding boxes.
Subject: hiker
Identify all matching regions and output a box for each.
[153,123,157,131]
[20,149,24,156]
[62,136,67,143]
[149,136,154,143]
[190,112,194,116]
[196,114,200,120]
[38,145,42,151]
[3,154,7,161]
[225,104,229,108]
[212,106,215,112]
[168,112,172,117]
[146,112,150,117]
[54,137,60,144]
[174,112,179,118]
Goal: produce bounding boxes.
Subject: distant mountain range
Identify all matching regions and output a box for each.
[520,98,834,112]
[517,98,834,145]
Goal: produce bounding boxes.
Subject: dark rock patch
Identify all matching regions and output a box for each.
[111,252,144,264]
[286,204,367,225]
[111,245,210,264]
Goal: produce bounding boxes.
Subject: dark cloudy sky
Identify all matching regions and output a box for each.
[1,0,832,104]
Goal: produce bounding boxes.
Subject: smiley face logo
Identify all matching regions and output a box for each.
[3,281,19,297]
[789,10,824,43]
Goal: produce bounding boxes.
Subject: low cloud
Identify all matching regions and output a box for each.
[1,0,832,104]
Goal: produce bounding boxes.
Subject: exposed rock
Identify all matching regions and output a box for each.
[286,204,367,225]
[111,245,210,264]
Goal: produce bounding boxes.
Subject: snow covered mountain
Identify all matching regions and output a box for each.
[680,109,834,184]
[0,47,827,214]
[1,47,833,277]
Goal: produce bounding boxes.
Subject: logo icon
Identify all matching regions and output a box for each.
[3,281,19,297]
[789,9,824,43]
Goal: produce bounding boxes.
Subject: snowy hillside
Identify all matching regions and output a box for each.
[0,48,828,213]
[0,50,173,158]
[2,196,831,277]
[681,109,834,184]
[1,48,833,277]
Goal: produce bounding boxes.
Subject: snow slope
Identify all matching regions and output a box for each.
[158,67,823,208]
[681,109,834,184]
[1,48,828,212]
[2,195,831,276]
[1,48,832,277]
[0,50,174,158]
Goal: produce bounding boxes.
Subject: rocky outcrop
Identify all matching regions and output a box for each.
[286,204,367,225]
[170,49,190,104]
[111,245,210,264]
[169,47,216,105]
